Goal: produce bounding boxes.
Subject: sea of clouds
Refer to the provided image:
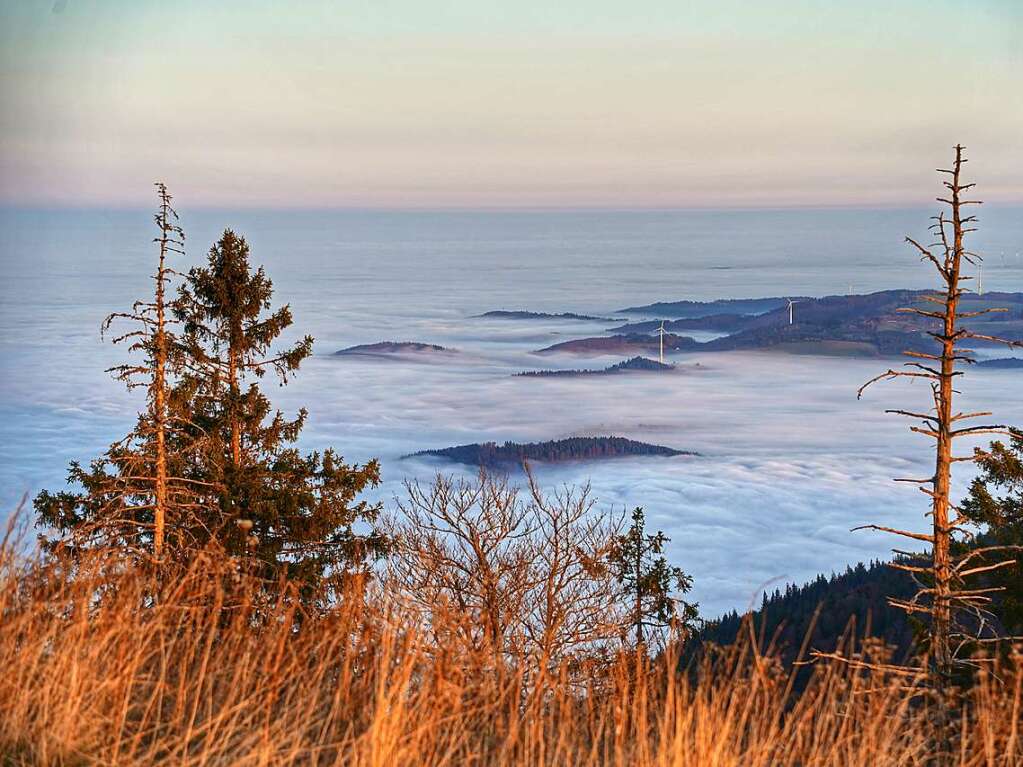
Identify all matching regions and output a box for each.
[2,207,1021,616]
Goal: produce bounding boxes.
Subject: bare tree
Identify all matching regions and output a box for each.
[384,470,629,672]
[35,184,213,563]
[101,183,198,561]
[149,184,176,557]
[856,145,1023,685]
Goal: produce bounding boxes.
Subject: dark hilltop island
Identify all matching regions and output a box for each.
[334,341,454,356]
[405,436,698,468]
[517,356,676,377]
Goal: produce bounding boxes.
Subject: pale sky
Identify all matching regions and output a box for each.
[1,0,1021,208]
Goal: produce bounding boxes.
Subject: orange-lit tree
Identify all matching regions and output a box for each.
[35,184,205,562]
[176,230,385,599]
[857,146,1022,687]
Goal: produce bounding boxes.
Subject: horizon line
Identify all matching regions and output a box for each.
[5,200,1023,215]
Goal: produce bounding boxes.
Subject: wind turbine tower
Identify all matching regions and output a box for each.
[657,321,666,364]
[787,299,800,325]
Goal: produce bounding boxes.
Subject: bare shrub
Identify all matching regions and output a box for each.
[383,470,629,672]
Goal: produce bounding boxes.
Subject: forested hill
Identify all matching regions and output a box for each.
[693,526,1023,669]
[405,436,697,467]
[476,310,616,322]
[695,560,917,664]
[334,341,453,355]
[517,356,675,377]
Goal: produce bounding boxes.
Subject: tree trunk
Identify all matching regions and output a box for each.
[931,144,967,684]
[229,345,241,468]
[635,533,643,646]
[152,191,171,560]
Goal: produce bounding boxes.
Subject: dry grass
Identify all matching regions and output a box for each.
[1,532,1021,766]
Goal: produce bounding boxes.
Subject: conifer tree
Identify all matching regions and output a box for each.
[961,430,1023,635]
[176,230,385,595]
[857,146,1021,687]
[609,507,698,646]
[35,184,202,561]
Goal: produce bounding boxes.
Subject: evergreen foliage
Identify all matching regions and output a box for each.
[961,429,1023,635]
[609,507,699,645]
[697,561,917,664]
[35,204,384,602]
[175,229,386,593]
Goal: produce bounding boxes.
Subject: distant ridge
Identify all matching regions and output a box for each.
[976,357,1023,369]
[619,297,796,318]
[476,310,618,322]
[404,436,698,467]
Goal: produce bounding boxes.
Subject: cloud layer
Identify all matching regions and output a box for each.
[2,207,1022,616]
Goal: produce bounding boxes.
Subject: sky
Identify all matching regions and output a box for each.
[1,0,1021,208]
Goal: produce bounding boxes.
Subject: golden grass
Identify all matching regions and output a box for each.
[1,538,1021,766]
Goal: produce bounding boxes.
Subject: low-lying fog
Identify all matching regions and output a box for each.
[2,208,1022,616]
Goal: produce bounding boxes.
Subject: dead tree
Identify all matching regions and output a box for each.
[35,184,213,564]
[856,145,1022,685]
[101,183,189,560]
[150,185,176,557]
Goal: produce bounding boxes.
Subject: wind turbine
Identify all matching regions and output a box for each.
[657,321,667,364]
[786,299,800,325]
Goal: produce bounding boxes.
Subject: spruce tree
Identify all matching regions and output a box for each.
[609,507,699,646]
[961,430,1023,635]
[176,230,385,596]
[35,184,202,561]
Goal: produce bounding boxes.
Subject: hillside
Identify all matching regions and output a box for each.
[603,290,1023,358]
[696,531,1023,667]
[535,333,700,356]
[695,560,917,665]
[700,290,1023,355]
[405,436,697,467]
